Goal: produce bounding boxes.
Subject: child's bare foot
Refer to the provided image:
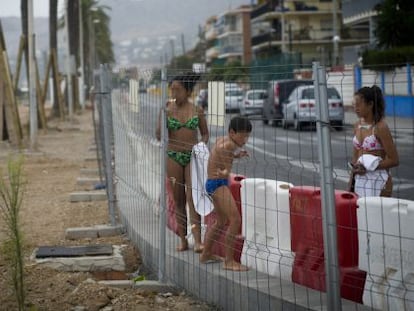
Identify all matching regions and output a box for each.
[223,260,248,271]
[200,253,223,263]
[194,243,204,253]
[176,239,189,252]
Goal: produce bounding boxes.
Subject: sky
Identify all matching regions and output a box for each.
[0,1,65,17]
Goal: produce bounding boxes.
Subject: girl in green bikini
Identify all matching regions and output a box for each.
[156,73,209,252]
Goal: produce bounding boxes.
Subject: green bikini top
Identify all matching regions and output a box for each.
[167,116,199,131]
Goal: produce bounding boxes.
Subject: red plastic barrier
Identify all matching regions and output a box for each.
[289,186,359,267]
[204,174,245,262]
[289,186,366,303]
[292,247,366,303]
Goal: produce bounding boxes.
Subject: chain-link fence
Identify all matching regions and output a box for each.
[94,62,414,311]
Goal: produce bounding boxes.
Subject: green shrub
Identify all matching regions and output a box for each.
[362,46,414,71]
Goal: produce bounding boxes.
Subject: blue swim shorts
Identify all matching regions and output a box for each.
[205,179,229,196]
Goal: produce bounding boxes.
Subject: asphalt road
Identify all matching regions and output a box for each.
[118,90,414,201]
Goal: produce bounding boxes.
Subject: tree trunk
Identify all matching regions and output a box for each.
[68,0,80,110]
[20,0,29,89]
[49,0,60,117]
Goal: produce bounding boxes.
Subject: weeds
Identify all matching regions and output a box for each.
[0,156,26,310]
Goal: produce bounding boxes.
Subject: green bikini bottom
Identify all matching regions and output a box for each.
[167,150,192,167]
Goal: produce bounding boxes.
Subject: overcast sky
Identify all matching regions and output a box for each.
[0,1,65,17]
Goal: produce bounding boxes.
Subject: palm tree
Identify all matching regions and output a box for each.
[79,0,114,97]
[67,0,80,110]
[58,0,115,105]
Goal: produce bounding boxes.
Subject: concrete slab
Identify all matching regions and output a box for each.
[85,157,99,162]
[98,280,134,288]
[98,280,181,293]
[80,168,100,176]
[30,245,126,272]
[133,280,179,294]
[70,190,107,202]
[65,224,125,240]
[76,176,103,187]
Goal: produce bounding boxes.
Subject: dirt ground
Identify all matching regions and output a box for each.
[0,106,218,311]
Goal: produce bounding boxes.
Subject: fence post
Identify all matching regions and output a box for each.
[100,64,116,226]
[354,65,362,92]
[313,61,342,310]
[158,67,168,282]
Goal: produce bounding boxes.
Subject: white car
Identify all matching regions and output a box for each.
[282,85,344,131]
[225,87,243,112]
[240,89,267,116]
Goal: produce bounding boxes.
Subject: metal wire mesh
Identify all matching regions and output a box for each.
[95,63,414,311]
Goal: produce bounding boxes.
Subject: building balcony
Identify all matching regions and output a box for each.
[218,45,243,56]
[206,46,219,60]
[251,2,271,20]
[251,32,282,47]
[217,24,241,36]
[205,27,217,41]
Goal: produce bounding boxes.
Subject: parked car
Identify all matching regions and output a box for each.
[240,89,267,116]
[281,85,344,131]
[196,89,208,109]
[262,79,313,126]
[225,86,243,112]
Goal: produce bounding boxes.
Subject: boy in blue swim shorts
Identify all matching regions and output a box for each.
[200,116,252,271]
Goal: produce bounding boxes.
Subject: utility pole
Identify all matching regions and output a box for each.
[28,0,37,149]
[181,33,186,55]
[170,39,175,68]
[64,0,73,120]
[332,0,339,66]
[281,0,286,53]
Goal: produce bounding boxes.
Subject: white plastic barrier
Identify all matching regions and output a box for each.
[240,178,294,280]
[357,197,414,310]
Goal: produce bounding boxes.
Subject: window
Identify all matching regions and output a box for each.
[320,19,333,31]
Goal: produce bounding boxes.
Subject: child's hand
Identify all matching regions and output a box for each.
[235,150,249,158]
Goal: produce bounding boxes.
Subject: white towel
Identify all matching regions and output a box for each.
[354,154,388,197]
[191,142,213,216]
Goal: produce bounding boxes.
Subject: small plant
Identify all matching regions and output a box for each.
[0,156,26,311]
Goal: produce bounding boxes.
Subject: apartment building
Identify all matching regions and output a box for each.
[204,16,219,65]
[341,0,381,63]
[251,0,370,66]
[213,5,252,65]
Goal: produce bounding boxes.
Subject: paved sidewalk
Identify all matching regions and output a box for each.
[344,110,414,133]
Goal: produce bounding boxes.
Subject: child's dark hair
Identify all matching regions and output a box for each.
[355,85,385,123]
[169,72,201,93]
[229,116,252,133]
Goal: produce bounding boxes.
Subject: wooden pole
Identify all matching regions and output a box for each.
[0,22,22,146]
[51,49,65,119]
[0,51,22,146]
[0,78,5,140]
[13,35,25,92]
[34,57,47,129]
[41,52,52,106]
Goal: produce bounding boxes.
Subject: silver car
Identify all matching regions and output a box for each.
[240,89,267,116]
[281,85,344,131]
[225,88,244,112]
